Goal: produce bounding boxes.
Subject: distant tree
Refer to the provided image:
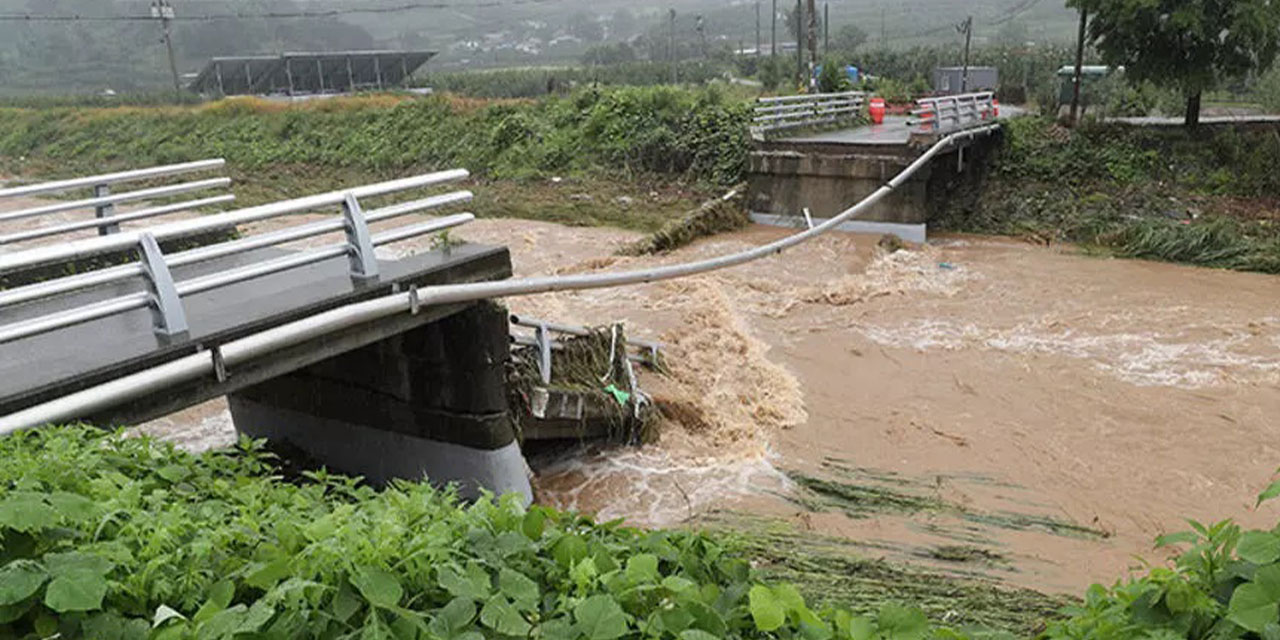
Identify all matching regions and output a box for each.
[1068,0,1280,127]
[568,10,604,43]
[831,24,867,53]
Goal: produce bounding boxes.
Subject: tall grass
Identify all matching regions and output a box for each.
[0,86,751,187]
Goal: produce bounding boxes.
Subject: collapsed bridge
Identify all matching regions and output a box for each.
[0,112,1004,502]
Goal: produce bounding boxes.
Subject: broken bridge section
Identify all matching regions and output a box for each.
[0,168,531,502]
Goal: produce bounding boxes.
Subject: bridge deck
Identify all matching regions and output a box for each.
[774,106,1027,148]
[776,115,914,146]
[0,243,511,417]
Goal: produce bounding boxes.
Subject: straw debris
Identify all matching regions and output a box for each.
[619,186,749,256]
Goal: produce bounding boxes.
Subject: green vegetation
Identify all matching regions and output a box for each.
[0,86,750,195]
[1043,477,1280,639]
[0,425,1035,640]
[785,464,1107,541]
[937,117,1280,274]
[1068,0,1280,126]
[4,424,1280,640]
[708,512,1069,637]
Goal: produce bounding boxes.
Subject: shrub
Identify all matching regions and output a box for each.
[0,86,753,187]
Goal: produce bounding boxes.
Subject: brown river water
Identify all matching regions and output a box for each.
[104,213,1280,595]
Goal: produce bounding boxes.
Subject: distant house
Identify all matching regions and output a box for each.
[932,66,998,95]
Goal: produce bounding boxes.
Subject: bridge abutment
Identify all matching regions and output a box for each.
[746,124,1004,236]
[228,300,532,503]
[749,147,931,223]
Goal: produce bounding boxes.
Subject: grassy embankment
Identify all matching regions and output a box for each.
[937,118,1280,273]
[0,87,751,234]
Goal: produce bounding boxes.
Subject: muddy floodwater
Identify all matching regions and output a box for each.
[137,215,1280,595]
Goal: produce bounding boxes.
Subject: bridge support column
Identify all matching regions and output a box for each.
[227,301,532,503]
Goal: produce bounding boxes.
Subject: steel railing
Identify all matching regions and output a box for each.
[0,170,474,344]
[910,91,996,134]
[0,159,235,244]
[751,91,867,136]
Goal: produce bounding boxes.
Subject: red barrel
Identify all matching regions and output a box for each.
[869,97,886,125]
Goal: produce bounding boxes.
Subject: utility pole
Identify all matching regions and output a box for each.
[669,8,677,84]
[958,15,973,92]
[696,15,707,58]
[823,2,829,55]
[151,0,180,95]
[1069,8,1088,125]
[756,0,761,57]
[771,0,777,57]
[795,0,803,88]
[806,0,818,76]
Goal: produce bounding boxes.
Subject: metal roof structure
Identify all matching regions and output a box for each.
[188,50,436,96]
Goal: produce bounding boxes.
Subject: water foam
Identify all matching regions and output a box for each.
[858,317,1280,389]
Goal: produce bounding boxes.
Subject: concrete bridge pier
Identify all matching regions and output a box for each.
[228,301,532,503]
[746,121,1003,239]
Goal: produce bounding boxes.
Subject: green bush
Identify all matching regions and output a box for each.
[937,117,1280,274]
[0,85,752,187]
[0,426,983,640]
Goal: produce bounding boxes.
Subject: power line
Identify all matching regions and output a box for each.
[987,0,1041,26]
[0,0,561,22]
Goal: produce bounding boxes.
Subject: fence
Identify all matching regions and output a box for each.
[0,169,473,344]
[0,159,235,246]
[751,91,867,137]
[911,91,997,134]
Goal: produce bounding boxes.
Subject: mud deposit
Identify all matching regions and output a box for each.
[136,215,1280,595]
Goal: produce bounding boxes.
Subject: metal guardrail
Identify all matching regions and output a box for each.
[0,159,234,244]
[509,314,661,385]
[0,170,474,345]
[751,91,867,136]
[910,91,997,134]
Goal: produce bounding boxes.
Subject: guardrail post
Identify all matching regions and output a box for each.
[536,323,552,385]
[94,183,120,236]
[341,193,380,283]
[137,233,189,338]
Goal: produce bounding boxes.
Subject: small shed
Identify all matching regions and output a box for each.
[932,66,998,94]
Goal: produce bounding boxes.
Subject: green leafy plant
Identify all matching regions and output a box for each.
[1045,472,1280,639]
[0,426,971,640]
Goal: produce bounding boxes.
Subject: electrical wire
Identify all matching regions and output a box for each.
[987,0,1041,26]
